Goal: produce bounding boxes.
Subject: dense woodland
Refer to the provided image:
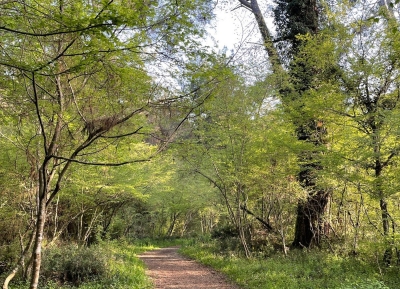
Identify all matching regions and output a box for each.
[1,0,400,288]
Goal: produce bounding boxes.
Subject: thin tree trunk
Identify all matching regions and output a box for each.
[52,195,60,240]
[83,208,100,245]
[381,198,392,266]
[167,212,179,237]
[3,228,36,289]
[380,198,390,236]
[237,215,251,258]
[29,195,47,289]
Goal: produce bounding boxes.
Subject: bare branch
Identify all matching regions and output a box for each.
[0,23,113,37]
[240,204,274,232]
[34,39,77,72]
[50,155,150,166]
[237,0,251,9]
[31,73,48,155]
[100,126,144,139]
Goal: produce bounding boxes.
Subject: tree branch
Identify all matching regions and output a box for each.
[50,155,151,166]
[240,204,274,232]
[34,39,77,72]
[0,23,113,37]
[100,126,144,139]
[31,73,48,155]
[237,0,251,9]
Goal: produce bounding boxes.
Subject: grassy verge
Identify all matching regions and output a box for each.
[180,240,400,289]
[1,240,156,289]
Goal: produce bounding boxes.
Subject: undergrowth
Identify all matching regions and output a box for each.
[180,240,400,289]
[1,240,155,289]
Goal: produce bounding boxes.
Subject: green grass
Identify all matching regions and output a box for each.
[1,237,194,289]
[5,237,398,289]
[1,240,156,289]
[180,240,400,289]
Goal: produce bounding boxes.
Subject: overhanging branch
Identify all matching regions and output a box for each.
[50,155,151,166]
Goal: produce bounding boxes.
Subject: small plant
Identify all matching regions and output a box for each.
[41,244,108,286]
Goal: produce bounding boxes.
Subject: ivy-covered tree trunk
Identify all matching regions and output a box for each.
[273,0,330,248]
[237,0,329,248]
[293,191,329,248]
[373,128,394,265]
[291,120,330,248]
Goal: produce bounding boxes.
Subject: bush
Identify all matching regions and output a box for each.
[211,225,238,239]
[0,240,21,277]
[41,244,108,286]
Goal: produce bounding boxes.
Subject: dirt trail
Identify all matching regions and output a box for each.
[138,246,241,289]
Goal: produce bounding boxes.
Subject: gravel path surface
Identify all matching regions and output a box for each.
[138,246,241,289]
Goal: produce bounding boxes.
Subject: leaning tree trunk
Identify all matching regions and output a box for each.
[2,227,36,289]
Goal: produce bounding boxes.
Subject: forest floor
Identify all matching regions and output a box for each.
[138,246,241,289]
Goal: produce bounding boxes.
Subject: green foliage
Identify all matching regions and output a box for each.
[6,241,154,289]
[181,241,400,289]
[273,0,320,59]
[103,241,154,289]
[173,66,304,254]
[3,1,400,288]
[0,0,218,286]
[340,280,389,289]
[289,3,400,248]
[41,244,108,285]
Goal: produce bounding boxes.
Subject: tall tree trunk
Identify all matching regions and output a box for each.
[292,190,329,247]
[380,198,392,265]
[372,124,393,265]
[292,129,329,248]
[237,0,282,74]
[236,0,329,248]
[376,161,393,265]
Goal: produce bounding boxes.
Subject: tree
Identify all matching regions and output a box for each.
[332,12,400,263]
[232,0,330,248]
[0,0,215,287]
[274,0,319,59]
[235,0,282,73]
[288,2,400,260]
[175,64,303,256]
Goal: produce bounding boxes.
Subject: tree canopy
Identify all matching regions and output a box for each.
[2,0,400,288]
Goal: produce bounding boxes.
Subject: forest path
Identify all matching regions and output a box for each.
[138,246,241,289]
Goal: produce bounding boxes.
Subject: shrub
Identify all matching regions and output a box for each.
[0,240,21,276]
[41,244,108,286]
[211,225,238,239]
